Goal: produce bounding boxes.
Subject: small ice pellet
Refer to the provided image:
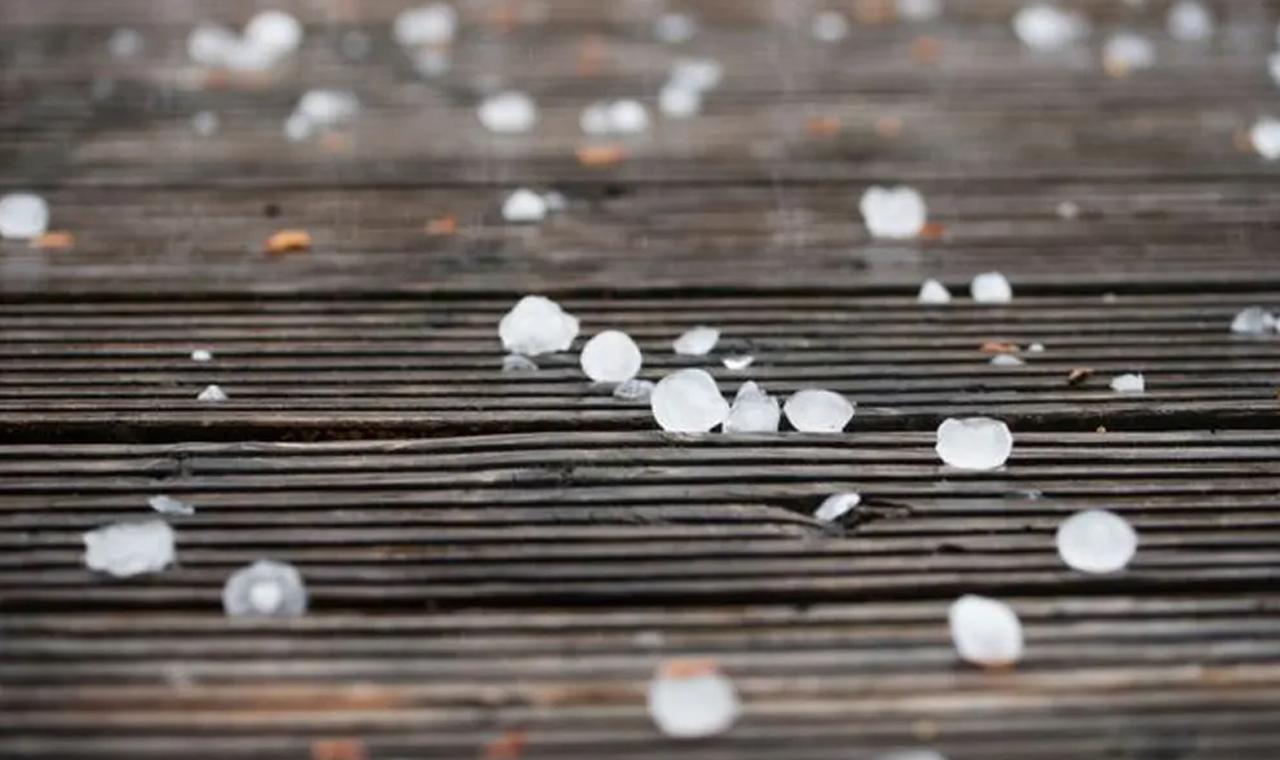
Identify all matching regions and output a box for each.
[647,662,739,738]
[148,494,194,516]
[896,0,943,22]
[191,349,213,362]
[783,389,855,433]
[917,279,952,305]
[723,381,781,433]
[223,559,308,617]
[197,384,228,402]
[502,353,539,372]
[0,193,50,240]
[970,272,1013,304]
[650,369,730,433]
[244,10,303,57]
[393,3,458,48]
[1013,4,1088,51]
[542,191,567,212]
[673,326,720,356]
[722,355,754,371]
[654,12,697,44]
[936,417,1012,470]
[607,100,650,134]
[668,58,723,92]
[811,11,849,43]
[659,84,701,119]
[1057,200,1080,220]
[860,186,927,240]
[84,520,175,578]
[614,378,656,401]
[1110,373,1145,393]
[1167,1,1214,42]
[1103,33,1155,73]
[498,295,580,356]
[296,89,360,127]
[109,28,144,59]
[478,91,538,134]
[187,23,238,67]
[1250,119,1280,160]
[581,330,643,383]
[580,102,612,135]
[192,111,219,137]
[814,492,861,523]
[1028,343,1045,353]
[990,354,1025,367]
[1056,509,1138,574]
[948,594,1024,667]
[502,188,547,223]
[1230,306,1277,335]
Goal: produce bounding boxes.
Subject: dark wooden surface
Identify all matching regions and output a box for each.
[3,1,1280,758]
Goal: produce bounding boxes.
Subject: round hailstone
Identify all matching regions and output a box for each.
[580,102,612,135]
[1110,373,1145,393]
[896,0,942,22]
[784,389,855,433]
[936,417,1012,470]
[502,353,538,372]
[650,369,730,433]
[1057,200,1080,220]
[197,384,228,402]
[672,326,720,356]
[393,3,458,48]
[607,100,650,135]
[1250,119,1280,160]
[187,22,238,66]
[283,112,313,142]
[1230,306,1277,335]
[1013,4,1088,51]
[659,84,701,119]
[654,12,697,44]
[580,330,643,383]
[192,111,219,137]
[860,186,927,240]
[0,193,50,240]
[498,295,580,356]
[1167,1,1213,42]
[721,355,754,371]
[917,278,952,305]
[614,378,655,401]
[223,559,308,617]
[990,354,1024,367]
[148,494,194,516]
[502,188,547,223]
[811,11,849,43]
[969,272,1013,304]
[1028,343,1045,353]
[83,520,175,578]
[478,91,538,134]
[814,492,861,523]
[948,594,1024,667]
[296,89,360,127]
[109,28,144,59]
[647,661,739,738]
[1056,509,1138,574]
[669,58,723,92]
[244,10,303,57]
[1103,32,1155,72]
[191,349,213,362]
[723,381,781,433]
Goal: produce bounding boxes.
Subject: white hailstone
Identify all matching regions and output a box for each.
[784,389,855,433]
[1013,4,1088,51]
[860,186,927,240]
[244,10,303,57]
[969,272,1013,304]
[542,191,567,212]
[1056,509,1138,574]
[917,279,952,305]
[580,330,643,383]
[1103,33,1155,72]
[190,349,213,362]
[990,354,1025,367]
[296,89,360,127]
[669,58,723,92]
[580,102,612,135]
[1250,119,1280,160]
[948,594,1024,667]
[1057,200,1080,219]
[501,188,548,223]
[650,369,730,433]
[1110,373,1145,393]
[1230,306,1277,335]
[192,111,219,137]
[478,91,538,134]
[613,378,655,401]
[647,662,740,738]
[340,29,372,61]
[814,492,861,523]
[1028,343,1045,353]
[283,112,313,142]
[197,384,228,402]
[83,520,175,578]
[502,353,539,372]
[1167,1,1214,42]
[498,295,580,356]
[896,0,943,22]
[723,381,781,433]
[811,11,849,43]
[0,193,50,240]
[222,559,308,617]
[673,326,720,356]
[935,417,1012,470]
[721,355,755,371]
[393,3,458,48]
[659,84,701,119]
[109,28,144,59]
[607,100,650,134]
[187,22,238,67]
[654,12,697,44]
[148,494,194,516]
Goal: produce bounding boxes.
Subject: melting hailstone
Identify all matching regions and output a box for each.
[192,111,219,137]
[187,23,239,66]
[149,494,194,516]
[784,389,855,433]
[0,193,49,240]
[1167,1,1214,42]
[1110,373,1145,393]
[607,100,650,134]
[502,188,547,223]
[393,3,458,48]
[84,520,175,578]
[243,10,303,57]
[498,295,579,356]
[668,58,723,92]
[1103,32,1155,73]
[948,594,1024,667]
[1230,306,1277,335]
[969,272,1013,304]
[673,326,720,356]
[478,91,538,134]
[896,0,943,22]
[647,661,739,739]
[917,279,951,305]
[1251,118,1280,160]
[990,354,1024,367]
[109,28,144,59]
[295,89,360,128]
[191,349,213,362]
[723,381,781,433]
[935,417,1012,470]
[614,378,655,401]
[1056,509,1138,574]
[650,369,729,433]
[814,492,861,523]
[1013,4,1088,51]
[502,354,538,372]
[659,84,701,119]
[580,330,643,383]
[811,11,849,43]
[197,384,229,402]
[223,559,308,617]
[580,102,611,135]
[722,355,754,371]
[860,186,927,240]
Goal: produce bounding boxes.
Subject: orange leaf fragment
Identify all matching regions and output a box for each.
[30,231,75,250]
[481,728,529,760]
[917,221,947,241]
[980,342,1020,355]
[428,214,458,235]
[853,0,894,26]
[576,144,627,167]
[659,658,720,680]
[875,116,903,140]
[321,131,352,153]
[310,738,366,760]
[1067,367,1095,386]
[577,35,606,78]
[805,116,841,138]
[911,35,940,65]
[266,229,313,255]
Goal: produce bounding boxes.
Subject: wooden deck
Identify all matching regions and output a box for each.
[3,1,1280,758]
